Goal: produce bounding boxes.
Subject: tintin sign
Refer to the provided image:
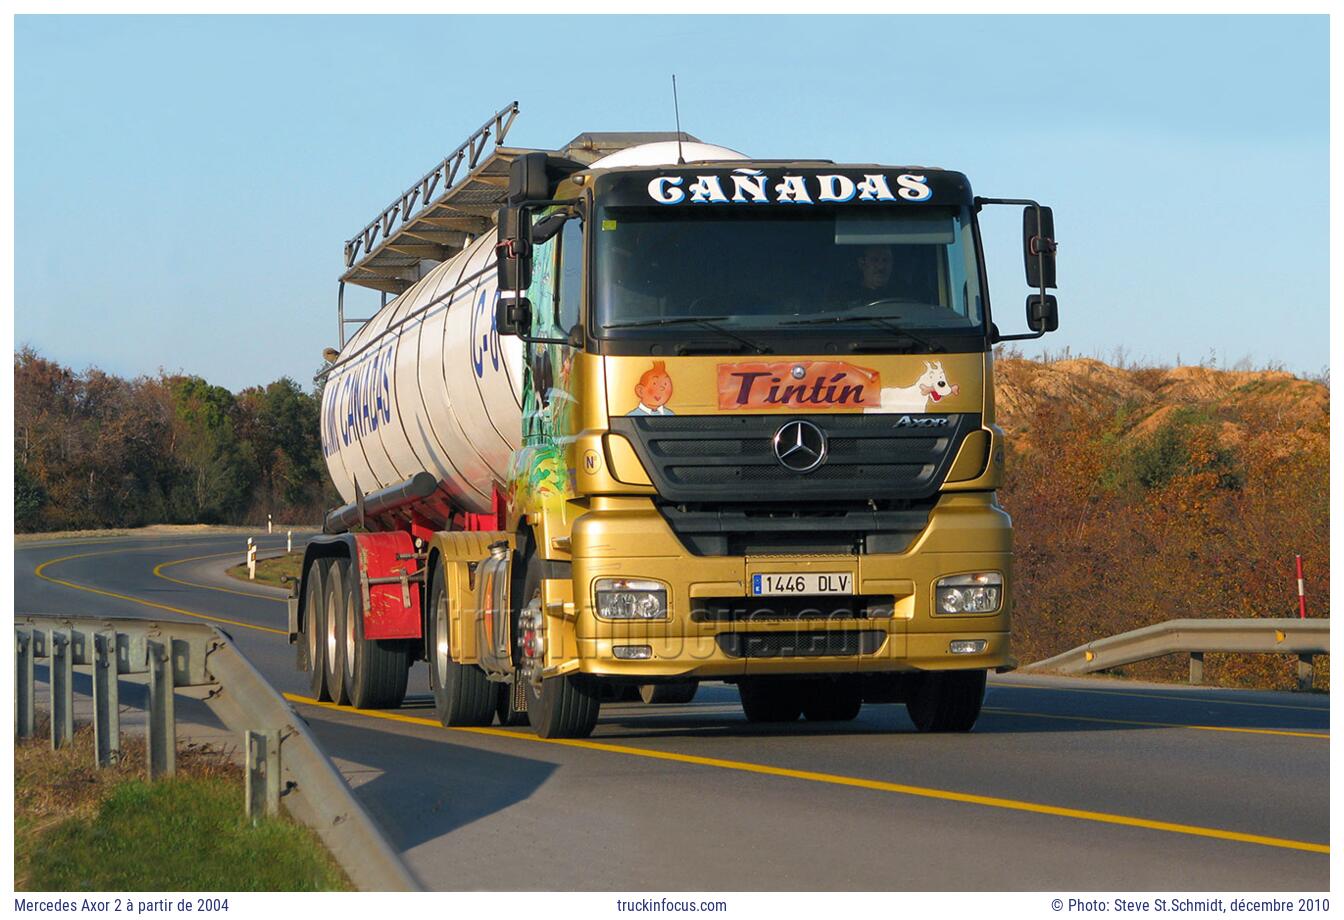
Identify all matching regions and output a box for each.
[718,361,880,410]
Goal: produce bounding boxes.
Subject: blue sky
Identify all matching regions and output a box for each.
[14,14,1330,391]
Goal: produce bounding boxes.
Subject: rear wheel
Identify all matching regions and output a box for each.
[427,561,494,727]
[639,681,698,705]
[905,669,986,732]
[302,558,331,702]
[801,679,862,722]
[322,558,351,706]
[738,678,804,723]
[342,567,410,709]
[519,552,599,739]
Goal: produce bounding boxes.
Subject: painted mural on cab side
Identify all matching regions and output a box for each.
[507,230,577,517]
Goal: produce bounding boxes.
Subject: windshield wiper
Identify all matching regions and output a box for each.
[602,316,768,354]
[780,314,946,354]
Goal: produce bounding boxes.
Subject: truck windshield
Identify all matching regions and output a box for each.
[593,204,984,349]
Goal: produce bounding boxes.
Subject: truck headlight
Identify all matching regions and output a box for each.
[935,573,1003,614]
[595,578,669,620]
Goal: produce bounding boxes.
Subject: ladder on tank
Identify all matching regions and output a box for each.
[335,100,702,347]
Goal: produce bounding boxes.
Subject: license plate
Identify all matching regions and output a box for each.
[751,573,853,596]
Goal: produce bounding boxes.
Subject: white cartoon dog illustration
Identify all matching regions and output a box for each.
[866,361,960,413]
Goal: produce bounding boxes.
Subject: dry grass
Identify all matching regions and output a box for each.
[226,551,304,589]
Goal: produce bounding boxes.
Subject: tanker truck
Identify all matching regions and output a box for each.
[290,101,1060,738]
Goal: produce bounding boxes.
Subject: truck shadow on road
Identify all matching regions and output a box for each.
[298,708,559,850]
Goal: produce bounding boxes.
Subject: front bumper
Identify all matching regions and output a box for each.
[565,492,1014,679]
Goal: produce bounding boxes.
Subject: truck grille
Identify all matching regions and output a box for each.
[716,630,886,658]
[658,500,937,556]
[608,413,979,504]
[692,596,894,622]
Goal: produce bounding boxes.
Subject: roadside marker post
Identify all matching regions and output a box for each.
[268,514,273,534]
[247,539,257,580]
[287,531,293,553]
[1295,555,1306,619]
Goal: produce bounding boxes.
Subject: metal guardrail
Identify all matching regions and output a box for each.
[15,614,422,892]
[1021,618,1330,690]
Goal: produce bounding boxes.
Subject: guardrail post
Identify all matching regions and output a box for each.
[93,631,121,766]
[51,629,74,749]
[1296,654,1314,692]
[245,729,281,822]
[146,639,175,779]
[16,628,35,740]
[1188,651,1204,685]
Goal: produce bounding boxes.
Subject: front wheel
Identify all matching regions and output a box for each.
[905,669,986,732]
[639,682,698,705]
[427,562,494,726]
[519,552,599,738]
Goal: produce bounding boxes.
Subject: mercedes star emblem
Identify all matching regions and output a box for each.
[773,420,828,473]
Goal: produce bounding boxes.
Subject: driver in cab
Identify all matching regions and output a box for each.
[832,244,938,308]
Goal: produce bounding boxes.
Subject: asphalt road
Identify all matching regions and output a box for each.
[15,532,1331,891]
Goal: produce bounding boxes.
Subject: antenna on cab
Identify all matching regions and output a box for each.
[672,74,685,165]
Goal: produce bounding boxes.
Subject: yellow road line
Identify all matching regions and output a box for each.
[982,707,1327,740]
[999,681,1328,713]
[33,548,286,636]
[153,549,291,603]
[285,693,1328,855]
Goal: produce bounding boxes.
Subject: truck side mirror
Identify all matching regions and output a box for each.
[1026,294,1059,333]
[1022,205,1057,290]
[508,152,550,204]
[495,296,532,338]
[495,205,532,293]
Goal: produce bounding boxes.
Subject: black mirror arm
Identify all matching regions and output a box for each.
[992,328,1047,343]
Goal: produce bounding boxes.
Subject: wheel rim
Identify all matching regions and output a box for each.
[344,586,357,680]
[306,577,320,663]
[326,568,341,667]
[433,588,450,689]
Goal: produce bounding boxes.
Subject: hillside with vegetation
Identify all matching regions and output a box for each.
[996,351,1329,689]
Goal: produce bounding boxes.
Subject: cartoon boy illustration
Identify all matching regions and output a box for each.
[628,361,676,415]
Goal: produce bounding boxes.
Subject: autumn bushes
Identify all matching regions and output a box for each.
[998,359,1329,690]
[14,348,337,532]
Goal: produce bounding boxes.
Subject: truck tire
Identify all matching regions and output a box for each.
[303,558,331,702]
[342,567,410,710]
[801,679,862,722]
[639,682,698,705]
[527,673,600,739]
[427,561,494,727]
[323,558,352,706]
[738,678,804,722]
[520,552,599,739]
[905,669,986,732]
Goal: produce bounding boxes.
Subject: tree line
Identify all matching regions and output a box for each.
[14,348,338,531]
